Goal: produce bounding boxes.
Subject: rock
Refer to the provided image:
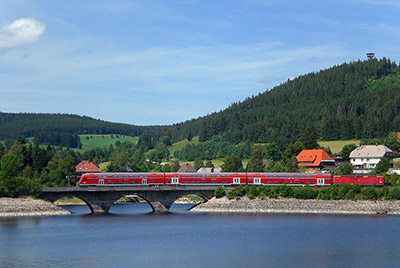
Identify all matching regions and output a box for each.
[0,197,70,217]
[191,197,400,215]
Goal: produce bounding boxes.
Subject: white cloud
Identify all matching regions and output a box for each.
[0,18,46,49]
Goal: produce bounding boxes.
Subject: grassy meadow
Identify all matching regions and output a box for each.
[318,140,360,154]
[79,134,138,150]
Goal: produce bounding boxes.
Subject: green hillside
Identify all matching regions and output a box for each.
[0,113,161,148]
[144,58,400,148]
[79,134,139,150]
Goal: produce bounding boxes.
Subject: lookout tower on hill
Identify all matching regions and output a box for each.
[367,52,375,60]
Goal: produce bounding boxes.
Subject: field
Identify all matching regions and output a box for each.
[79,134,138,150]
[318,140,360,154]
[167,136,200,155]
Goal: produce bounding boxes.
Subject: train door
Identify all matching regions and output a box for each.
[317,178,324,185]
[142,179,147,185]
[99,179,104,185]
[171,177,179,184]
[254,178,261,184]
[233,177,240,184]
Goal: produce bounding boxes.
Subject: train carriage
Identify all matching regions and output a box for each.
[333,175,384,186]
[247,173,331,186]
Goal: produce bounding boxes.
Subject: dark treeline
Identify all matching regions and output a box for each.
[142,58,400,149]
[0,113,162,148]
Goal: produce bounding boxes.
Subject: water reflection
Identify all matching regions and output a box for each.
[1,204,400,268]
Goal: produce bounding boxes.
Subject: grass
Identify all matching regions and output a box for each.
[79,134,138,150]
[318,140,360,154]
[167,136,200,155]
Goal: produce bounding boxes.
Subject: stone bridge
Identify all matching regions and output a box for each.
[41,185,219,214]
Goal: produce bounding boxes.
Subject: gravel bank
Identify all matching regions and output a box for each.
[0,197,70,217]
[191,197,400,215]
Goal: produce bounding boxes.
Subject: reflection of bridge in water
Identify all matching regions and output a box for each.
[41,186,218,214]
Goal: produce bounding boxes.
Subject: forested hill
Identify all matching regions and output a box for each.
[144,58,400,147]
[0,113,162,148]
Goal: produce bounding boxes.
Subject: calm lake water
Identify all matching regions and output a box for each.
[1,203,400,268]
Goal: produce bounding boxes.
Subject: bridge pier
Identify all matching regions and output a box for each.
[148,201,170,213]
[85,200,115,214]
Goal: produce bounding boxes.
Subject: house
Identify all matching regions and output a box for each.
[197,167,222,173]
[177,163,196,173]
[296,149,335,172]
[75,160,101,178]
[349,145,394,174]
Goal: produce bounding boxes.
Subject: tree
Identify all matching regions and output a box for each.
[214,187,225,198]
[0,153,20,196]
[157,136,172,146]
[282,141,304,161]
[194,158,204,171]
[298,128,319,149]
[221,154,242,172]
[265,142,282,161]
[205,160,214,168]
[170,160,180,172]
[247,148,265,172]
[383,132,400,152]
[337,163,353,175]
[340,144,357,159]
[375,158,390,174]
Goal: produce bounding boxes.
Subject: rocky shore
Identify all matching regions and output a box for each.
[191,196,400,215]
[0,197,70,217]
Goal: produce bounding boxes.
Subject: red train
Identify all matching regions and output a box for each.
[78,172,385,187]
[333,175,384,186]
[78,172,332,186]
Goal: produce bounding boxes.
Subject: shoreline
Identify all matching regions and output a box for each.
[0,197,70,217]
[3,196,400,217]
[191,197,400,215]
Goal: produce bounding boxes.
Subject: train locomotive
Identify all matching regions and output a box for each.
[78,172,384,187]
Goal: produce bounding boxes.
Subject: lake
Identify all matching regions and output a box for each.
[1,203,400,267]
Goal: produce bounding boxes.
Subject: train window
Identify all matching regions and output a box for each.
[284,175,288,178]
[290,181,293,184]
[274,181,277,184]
[129,182,133,184]
[151,178,155,181]
[92,179,96,182]
[310,176,313,178]
[295,182,298,184]
[119,182,122,184]
[284,182,287,184]
[325,179,330,182]
[310,182,313,185]
[124,182,128,184]
[134,181,138,184]
[108,181,111,184]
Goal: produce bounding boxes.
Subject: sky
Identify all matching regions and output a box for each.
[0,0,400,126]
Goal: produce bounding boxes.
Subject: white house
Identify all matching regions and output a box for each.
[349,145,394,174]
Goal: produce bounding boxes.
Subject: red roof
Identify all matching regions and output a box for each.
[75,160,101,173]
[296,149,334,167]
